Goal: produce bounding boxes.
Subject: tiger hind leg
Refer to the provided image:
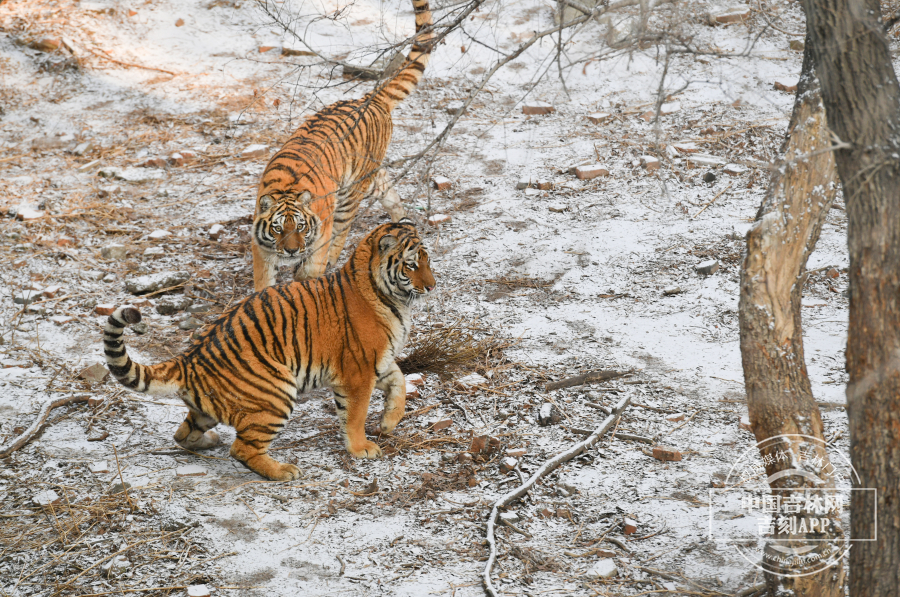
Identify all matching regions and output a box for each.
[375,363,406,435]
[229,398,299,481]
[373,168,406,222]
[174,410,220,450]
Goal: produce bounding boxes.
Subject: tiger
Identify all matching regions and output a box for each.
[103,220,435,481]
[252,0,434,292]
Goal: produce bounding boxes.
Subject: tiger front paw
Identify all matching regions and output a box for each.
[348,440,383,459]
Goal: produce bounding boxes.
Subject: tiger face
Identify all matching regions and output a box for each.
[376,219,436,302]
[253,192,319,262]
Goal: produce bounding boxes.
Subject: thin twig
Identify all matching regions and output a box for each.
[87,48,178,76]
[0,394,91,458]
[483,394,632,597]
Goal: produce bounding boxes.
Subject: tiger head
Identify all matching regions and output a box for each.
[370,218,436,304]
[253,192,319,261]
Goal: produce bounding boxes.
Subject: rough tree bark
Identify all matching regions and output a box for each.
[798,0,900,594]
[739,41,844,596]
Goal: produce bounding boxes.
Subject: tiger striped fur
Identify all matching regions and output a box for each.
[252,0,434,291]
[103,220,435,481]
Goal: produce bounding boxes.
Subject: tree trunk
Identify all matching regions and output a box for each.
[799,0,900,594]
[739,41,844,596]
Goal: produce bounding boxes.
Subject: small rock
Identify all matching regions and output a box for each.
[175,18,185,26]
[431,176,452,191]
[405,381,420,398]
[686,154,726,169]
[695,260,720,276]
[143,247,165,260]
[548,203,567,213]
[709,472,728,488]
[533,179,552,190]
[789,39,805,52]
[457,452,473,464]
[469,435,489,454]
[148,229,171,240]
[57,236,77,247]
[102,555,131,578]
[427,214,452,226]
[89,461,109,474]
[538,403,560,426]
[33,490,61,506]
[499,457,518,473]
[774,78,799,93]
[241,144,268,159]
[457,373,488,388]
[110,482,131,493]
[132,322,150,335]
[156,296,193,315]
[178,316,204,331]
[431,419,453,432]
[167,153,184,167]
[13,290,40,305]
[78,363,109,383]
[623,517,638,535]
[640,155,660,171]
[125,271,190,295]
[88,396,105,407]
[140,157,167,168]
[585,112,611,124]
[16,208,45,221]
[665,412,685,422]
[176,465,207,477]
[516,176,532,190]
[30,38,61,52]
[187,585,212,597]
[739,414,753,431]
[104,273,118,282]
[160,504,198,531]
[101,244,128,260]
[208,224,224,240]
[445,101,466,116]
[405,373,425,387]
[186,302,212,314]
[826,267,840,279]
[586,559,618,579]
[556,507,572,519]
[707,6,750,25]
[506,448,526,458]
[49,315,74,325]
[662,286,682,296]
[499,511,520,524]
[94,304,116,316]
[128,298,153,308]
[84,270,106,282]
[524,187,543,197]
[97,166,121,178]
[672,142,699,154]
[42,285,62,298]
[724,163,748,176]
[575,164,609,180]
[522,101,554,115]
[559,482,579,495]
[660,101,680,115]
[652,445,682,461]
[703,172,717,183]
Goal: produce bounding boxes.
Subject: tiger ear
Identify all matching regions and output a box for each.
[398,217,415,226]
[299,191,312,202]
[378,234,398,254]
[258,195,273,212]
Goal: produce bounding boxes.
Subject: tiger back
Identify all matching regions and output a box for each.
[251,0,434,291]
[103,220,436,481]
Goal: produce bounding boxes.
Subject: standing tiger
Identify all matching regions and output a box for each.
[252,0,434,291]
[103,220,435,481]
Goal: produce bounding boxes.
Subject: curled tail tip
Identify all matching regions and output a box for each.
[108,306,142,328]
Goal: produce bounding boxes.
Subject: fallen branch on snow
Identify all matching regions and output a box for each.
[0,394,91,458]
[544,369,632,391]
[482,394,632,596]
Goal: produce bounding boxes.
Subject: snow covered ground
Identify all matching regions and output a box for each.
[0,0,864,595]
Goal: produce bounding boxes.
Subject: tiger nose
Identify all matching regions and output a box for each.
[425,284,435,293]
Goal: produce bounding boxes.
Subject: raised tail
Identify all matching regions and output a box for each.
[373,0,434,110]
[104,307,182,395]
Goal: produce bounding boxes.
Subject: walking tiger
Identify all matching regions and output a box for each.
[252,0,434,291]
[103,220,435,481]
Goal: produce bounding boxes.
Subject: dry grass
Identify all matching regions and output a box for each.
[397,322,512,379]
[485,275,553,290]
